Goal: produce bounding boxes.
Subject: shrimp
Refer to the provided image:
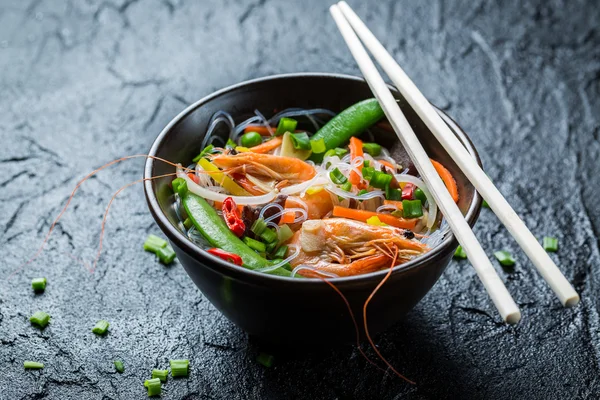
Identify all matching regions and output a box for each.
[286,189,333,220]
[211,152,316,184]
[288,218,428,277]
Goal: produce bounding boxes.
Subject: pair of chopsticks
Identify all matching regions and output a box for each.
[330,2,579,323]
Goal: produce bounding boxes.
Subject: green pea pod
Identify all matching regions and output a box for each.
[182,192,292,277]
[309,98,384,161]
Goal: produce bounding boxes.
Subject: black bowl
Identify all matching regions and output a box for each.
[144,73,482,346]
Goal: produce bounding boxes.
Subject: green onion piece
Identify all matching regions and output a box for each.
[482,199,489,208]
[192,144,214,162]
[24,361,44,369]
[92,320,109,335]
[273,245,288,259]
[171,177,188,197]
[31,277,47,292]
[494,250,515,266]
[414,188,427,204]
[329,168,348,184]
[144,378,162,396]
[156,246,176,264]
[29,311,50,329]
[361,166,375,181]
[543,237,558,252]
[363,160,370,168]
[244,237,266,252]
[369,171,393,189]
[385,185,402,200]
[310,138,326,154]
[226,138,237,148]
[290,132,312,150]
[454,245,467,259]
[241,132,262,148]
[278,224,294,244]
[391,209,403,218]
[266,241,278,254]
[276,117,297,136]
[114,360,124,373]
[143,234,167,253]
[341,181,352,192]
[169,359,189,377]
[260,228,278,244]
[362,142,382,156]
[256,353,274,368]
[251,218,267,236]
[183,217,193,230]
[324,148,348,158]
[357,189,369,196]
[402,199,423,218]
[152,369,168,382]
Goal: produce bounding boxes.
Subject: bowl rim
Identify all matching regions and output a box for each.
[144,72,482,287]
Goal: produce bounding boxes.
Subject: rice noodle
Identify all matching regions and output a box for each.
[279,174,328,196]
[201,111,234,150]
[394,174,437,229]
[256,245,300,273]
[177,167,277,205]
[325,184,385,201]
[254,109,274,136]
[287,196,308,212]
[258,203,284,221]
[291,265,339,279]
[376,204,399,213]
[264,207,308,224]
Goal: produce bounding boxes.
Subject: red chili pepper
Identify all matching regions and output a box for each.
[222,197,245,237]
[401,183,415,200]
[207,248,243,266]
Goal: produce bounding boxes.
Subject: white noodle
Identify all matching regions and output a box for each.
[290,265,339,279]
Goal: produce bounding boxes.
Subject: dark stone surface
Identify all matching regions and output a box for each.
[0,0,598,398]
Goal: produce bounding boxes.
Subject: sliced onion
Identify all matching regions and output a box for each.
[325,184,385,201]
[394,174,437,229]
[177,167,277,205]
[280,174,328,196]
[256,245,300,273]
[291,265,339,279]
[286,196,308,212]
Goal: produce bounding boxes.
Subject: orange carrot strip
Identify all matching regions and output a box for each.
[430,159,459,202]
[248,136,283,154]
[279,212,295,224]
[383,200,403,210]
[332,206,416,230]
[187,172,199,184]
[244,125,275,136]
[378,160,396,171]
[349,137,366,189]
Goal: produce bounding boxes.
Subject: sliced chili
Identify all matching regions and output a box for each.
[222,197,245,237]
[207,248,243,266]
[401,183,415,200]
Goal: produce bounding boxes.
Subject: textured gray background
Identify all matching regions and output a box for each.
[1,0,599,399]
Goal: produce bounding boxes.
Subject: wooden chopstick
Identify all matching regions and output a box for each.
[336,1,579,308]
[330,4,521,324]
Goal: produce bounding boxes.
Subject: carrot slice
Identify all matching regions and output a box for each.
[279,212,295,224]
[244,125,275,136]
[383,200,403,210]
[349,137,366,189]
[187,173,199,184]
[378,160,396,171]
[430,159,459,202]
[248,136,283,154]
[332,206,416,230]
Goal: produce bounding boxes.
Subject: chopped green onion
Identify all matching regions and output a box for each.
[92,320,109,336]
[241,132,262,148]
[192,144,214,162]
[266,241,278,254]
[366,216,386,226]
[256,353,274,368]
[251,218,267,236]
[362,142,382,156]
[369,171,392,189]
[341,181,352,191]
[226,138,237,148]
[276,117,297,136]
[244,237,266,252]
[273,245,288,259]
[30,311,50,329]
[260,228,278,244]
[402,200,423,218]
[543,237,558,252]
[31,277,47,292]
[24,361,44,369]
[143,234,167,253]
[114,360,124,373]
[414,188,427,204]
[305,186,323,195]
[169,359,189,377]
[156,246,176,264]
[361,166,375,181]
[183,217,193,230]
[171,177,188,197]
[363,160,370,168]
[494,250,515,266]
[278,224,294,244]
[391,209,403,218]
[385,185,402,201]
[324,148,348,158]
[152,369,168,382]
[290,132,312,150]
[310,138,326,154]
[454,246,467,259]
[357,189,369,196]
[482,199,489,208]
[144,378,162,396]
[329,167,348,184]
